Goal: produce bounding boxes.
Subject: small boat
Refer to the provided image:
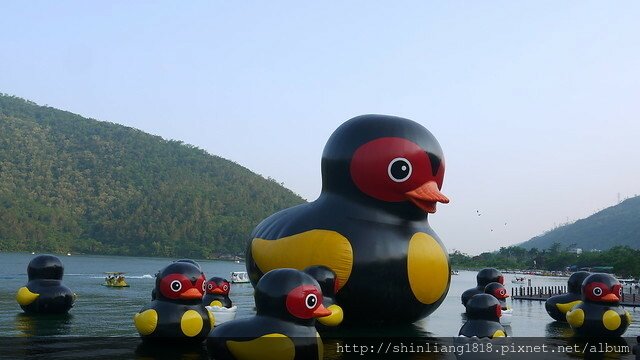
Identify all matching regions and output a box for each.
[511,277,527,284]
[206,305,238,325]
[102,272,130,287]
[230,271,250,284]
[451,270,460,275]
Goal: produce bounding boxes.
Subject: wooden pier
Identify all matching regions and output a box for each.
[511,286,640,307]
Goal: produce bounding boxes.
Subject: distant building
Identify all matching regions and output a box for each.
[568,247,582,255]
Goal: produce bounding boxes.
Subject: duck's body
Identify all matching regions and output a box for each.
[203,277,233,308]
[134,261,213,343]
[545,271,590,322]
[566,273,632,337]
[246,115,451,325]
[459,294,507,339]
[208,268,330,360]
[16,255,74,314]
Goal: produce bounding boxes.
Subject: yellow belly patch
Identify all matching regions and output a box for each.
[252,230,353,289]
[227,333,295,360]
[492,329,506,338]
[602,310,621,331]
[556,300,582,314]
[181,309,204,337]
[16,287,39,306]
[210,300,223,307]
[566,308,584,328]
[406,233,449,304]
[625,311,632,324]
[134,309,158,336]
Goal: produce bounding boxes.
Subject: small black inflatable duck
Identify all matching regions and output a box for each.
[566,273,632,337]
[459,294,507,338]
[545,271,590,322]
[484,282,509,310]
[303,265,344,327]
[246,115,451,325]
[207,268,331,360]
[16,255,75,314]
[461,268,503,307]
[134,261,214,343]
[203,277,233,308]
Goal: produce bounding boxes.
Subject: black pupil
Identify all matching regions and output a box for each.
[594,288,601,295]
[390,160,410,180]
[307,295,316,307]
[172,282,181,290]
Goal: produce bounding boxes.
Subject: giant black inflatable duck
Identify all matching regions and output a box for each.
[459,294,507,338]
[566,273,632,337]
[16,255,75,314]
[461,268,504,307]
[134,261,214,343]
[246,115,450,325]
[203,277,233,308]
[545,271,590,322]
[207,268,331,360]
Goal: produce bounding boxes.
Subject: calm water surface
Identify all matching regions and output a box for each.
[0,252,638,359]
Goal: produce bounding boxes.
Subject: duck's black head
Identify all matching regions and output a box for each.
[321,115,448,218]
[205,277,230,296]
[254,268,331,324]
[27,255,64,281]
[581,273,622,304]
[303,265,339,299]
[155,261,206,302]
[476,268,503,288]
[567,271,590,294]
[174,259,202,271]
[465,294,502,321]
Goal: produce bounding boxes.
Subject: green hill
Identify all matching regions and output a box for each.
[0,93,305,258]
[519,195,640,251]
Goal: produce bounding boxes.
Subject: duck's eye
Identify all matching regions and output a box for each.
[223,284,229,291]
[592,287,602,296]
[618,287,623,297]
[305,294,318,309]
[499,289,506,297]
[207,283,213,291]
[388,158,412,182]
[202,281,206,292]
[171,280,182,292]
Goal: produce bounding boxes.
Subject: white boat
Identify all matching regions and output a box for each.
[206,305,238,325]
[230,271,250,283]
[511,277,526,284]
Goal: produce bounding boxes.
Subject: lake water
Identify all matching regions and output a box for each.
[0,252,638,359]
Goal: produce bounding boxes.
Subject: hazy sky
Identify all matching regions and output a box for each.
[2,2,639,254]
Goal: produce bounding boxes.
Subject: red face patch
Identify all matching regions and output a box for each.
[350,137,444,202]
[160,273,205,300]
[584,281,619,302]
[206,280,230,295]
[285,285,324,319]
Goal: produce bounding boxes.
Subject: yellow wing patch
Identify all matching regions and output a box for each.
[210,300,224,307]
[566,308,585,328]
[602,310,621,331]
[181,309,204,337]
[16,287,39,306]
[407,233,449,304]
[555,300,582,314]
[134,309,158,336]
[252,230,353,289]
[227,333,295,360]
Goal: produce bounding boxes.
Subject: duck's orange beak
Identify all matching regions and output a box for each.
[180,288,203,300]
[405,181,449,213]
[601,293,619,303]
[312,304,332,318]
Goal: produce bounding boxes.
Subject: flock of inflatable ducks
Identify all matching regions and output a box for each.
[459,267,633,339]
[12,116,637,359]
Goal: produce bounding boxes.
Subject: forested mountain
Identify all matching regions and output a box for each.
[0,94,305,258]
[519,195,640,251]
